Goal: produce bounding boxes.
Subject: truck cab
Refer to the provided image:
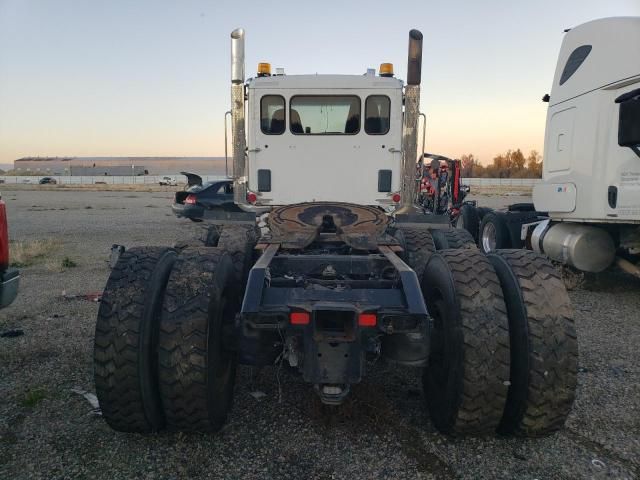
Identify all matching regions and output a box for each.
[246,73,403,207]
[533,17,640,223]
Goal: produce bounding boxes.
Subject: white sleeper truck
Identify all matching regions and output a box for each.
[93,28,578,438]
[463,17,640,279]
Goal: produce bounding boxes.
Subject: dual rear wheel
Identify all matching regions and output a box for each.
[95,233,577,437]
[94,246,240,433]
[421,248,578,436]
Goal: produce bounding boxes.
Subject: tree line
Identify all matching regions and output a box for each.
[460,149,543,178]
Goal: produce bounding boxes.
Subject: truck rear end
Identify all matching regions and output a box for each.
[238,203,428,404]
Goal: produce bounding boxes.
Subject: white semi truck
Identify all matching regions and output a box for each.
[94,27,577,438]
[460,17,640,279]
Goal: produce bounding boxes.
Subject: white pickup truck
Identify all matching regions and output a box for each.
[158,176,178,186]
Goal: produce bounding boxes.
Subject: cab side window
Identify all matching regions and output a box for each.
[365,96,390,135]
[261,95,285,134]
[559,45,592,85]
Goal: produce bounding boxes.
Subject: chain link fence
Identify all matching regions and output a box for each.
[0,175,541,187]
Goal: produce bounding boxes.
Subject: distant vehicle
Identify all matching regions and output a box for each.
[0,196,19,308]
[172,173,240,221]
[39,177,57,185]
[159,176,178,186]
[458,17,640,280]
[0,179,5,184]
[21,179,31,184]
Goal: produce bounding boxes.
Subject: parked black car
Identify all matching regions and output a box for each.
[172,173,242,221]
[39,177,57,185]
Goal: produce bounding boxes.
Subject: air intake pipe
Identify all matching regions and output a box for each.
[230,28,248,207]
[396,29,423,215]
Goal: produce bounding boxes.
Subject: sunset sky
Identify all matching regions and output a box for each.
[1,0,638,166]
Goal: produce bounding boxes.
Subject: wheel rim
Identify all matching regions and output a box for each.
[482,222,497,252]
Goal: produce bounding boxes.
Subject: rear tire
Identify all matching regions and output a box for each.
[456,204,480,241]
[158,247,239,432]
[217,225,258,287]
[94,247,177,432]
[487,250,578,437]
[174,224,222,250]
[201,224,222,246]
[432,229,477,250]
[479,212,511,253]
[398,228,436,279]
[421,249,510,435]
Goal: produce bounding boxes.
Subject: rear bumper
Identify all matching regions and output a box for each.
[237,244,430,373]
[0,268,19,308]
[171,203,204,220]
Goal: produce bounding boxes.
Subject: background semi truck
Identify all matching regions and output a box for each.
[457,17,640,279]
[94,27,577,438]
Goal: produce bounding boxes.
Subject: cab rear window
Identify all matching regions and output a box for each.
[365,95,390,134]
[289,96,360,135]
[261,95,285,135]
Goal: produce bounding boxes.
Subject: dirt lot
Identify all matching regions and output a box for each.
[1,190,639,480]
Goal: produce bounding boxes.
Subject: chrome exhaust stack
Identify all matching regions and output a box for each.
[230,28,248,207]
[396,29,423,215]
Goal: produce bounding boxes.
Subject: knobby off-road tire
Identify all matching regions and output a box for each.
[94,247,177,432]
[200,224,223,246]
[456,204,480,242]
[432,229,477,250]
[217,225,258,287]
[173,224,222,251]
[487,249,578,437]
[398,228,436,280]
[421,249,511,436]
[158,247,238,432]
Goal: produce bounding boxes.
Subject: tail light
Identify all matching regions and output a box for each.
[391,193,401,203]
[358,313,377,327]
[185,194,197,205]
[247,191,258,204]
[0,201,9,270]
[290,312,310,325]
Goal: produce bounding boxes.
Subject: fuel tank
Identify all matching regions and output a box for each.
[532,220,616,272]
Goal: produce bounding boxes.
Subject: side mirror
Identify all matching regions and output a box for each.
[616,88,640,157]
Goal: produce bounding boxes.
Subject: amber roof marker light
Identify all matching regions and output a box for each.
[379,63,394,77]
[257,62,271,77]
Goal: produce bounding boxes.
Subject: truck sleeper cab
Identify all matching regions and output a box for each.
[467,17,640,276]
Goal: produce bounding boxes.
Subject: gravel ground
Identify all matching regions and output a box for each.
[0,190,638,480]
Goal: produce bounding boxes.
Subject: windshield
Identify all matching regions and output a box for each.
[290,96,360,135]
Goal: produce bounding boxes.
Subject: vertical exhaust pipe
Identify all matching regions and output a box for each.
[396,29,423,214]
[230,28,248,206]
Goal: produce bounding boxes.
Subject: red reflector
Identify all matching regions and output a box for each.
[247,192,258,204]
[185,194,197,205]
[290,312,310,325]
[358,313,377,327]
[392,193,401,203]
